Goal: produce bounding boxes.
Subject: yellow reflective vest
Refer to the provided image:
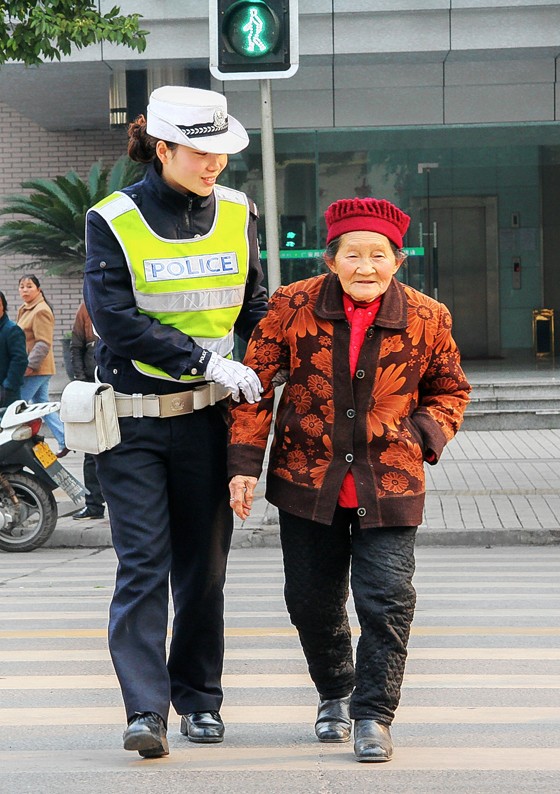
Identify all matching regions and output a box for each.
[91,186,250,382]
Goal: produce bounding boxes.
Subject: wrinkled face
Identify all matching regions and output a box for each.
[157,141,228,196]
[325,231,403,303]
[18,278,41,304]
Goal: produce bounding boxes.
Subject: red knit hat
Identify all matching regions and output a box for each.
[325,197,411,248]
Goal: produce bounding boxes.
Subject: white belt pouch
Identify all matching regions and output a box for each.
[60,380,121,454]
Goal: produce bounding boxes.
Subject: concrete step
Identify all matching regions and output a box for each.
[468,397,560,411]
[462,409,560,430]
[463,379,560,429]
[471,381,560,398]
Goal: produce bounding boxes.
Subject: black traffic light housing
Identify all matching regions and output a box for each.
[210,0,299,81]
[280,215,306,249]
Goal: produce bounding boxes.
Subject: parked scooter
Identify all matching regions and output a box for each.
[0,400,86,552]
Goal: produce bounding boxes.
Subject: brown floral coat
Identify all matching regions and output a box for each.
[228,272,471,529]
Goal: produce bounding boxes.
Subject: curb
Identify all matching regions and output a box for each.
[43,521,560,550]
[44,523,281,551]
[414,526,560,547]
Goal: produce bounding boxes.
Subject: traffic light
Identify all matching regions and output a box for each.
[280,215,306,249]
[210,0,299,81]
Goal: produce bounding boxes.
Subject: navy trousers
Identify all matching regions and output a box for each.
[95,403,233,724]
[279,507,417,726]
[83,453,104,513]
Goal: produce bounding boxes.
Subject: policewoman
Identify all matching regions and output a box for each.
[83,86,267,758]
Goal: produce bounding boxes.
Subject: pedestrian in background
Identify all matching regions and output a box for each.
[229,196,471,763]
[70,300,105,521]
[84,86,267,758]
[0,290,28,409]
[16,274,67,456]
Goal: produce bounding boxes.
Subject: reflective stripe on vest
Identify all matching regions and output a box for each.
[91,186,250,382]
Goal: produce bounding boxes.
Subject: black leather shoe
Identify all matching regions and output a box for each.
[180,711,225,743]
[56,446,70,459]
[123,712,169,758]
[354,719,393,762]
[73,507,105,521]
[314,695,352,743]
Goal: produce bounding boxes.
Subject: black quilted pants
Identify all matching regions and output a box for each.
[279,507,417,725]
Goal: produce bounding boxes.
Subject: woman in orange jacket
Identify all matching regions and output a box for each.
[228,197,471,763]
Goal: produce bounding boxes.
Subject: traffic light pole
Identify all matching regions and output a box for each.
[260,78,281,293]
[209,0,299,291]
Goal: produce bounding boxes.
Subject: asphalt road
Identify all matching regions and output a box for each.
[1,545,560,793]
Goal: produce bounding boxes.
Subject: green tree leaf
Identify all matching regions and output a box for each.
[0,1,147,65]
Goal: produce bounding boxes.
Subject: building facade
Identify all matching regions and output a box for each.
[1,1,560,361]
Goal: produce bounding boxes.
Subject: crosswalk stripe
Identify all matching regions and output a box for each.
[1,646,559,662]
[6,576,560,591]
[2,625,560,638]
[0,746,559,773]
[2,673,560,690]
[1,705,559,726]
[2,594,560,623]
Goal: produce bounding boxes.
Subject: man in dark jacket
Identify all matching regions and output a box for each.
[0,290,28,408]
[70,300,105,520]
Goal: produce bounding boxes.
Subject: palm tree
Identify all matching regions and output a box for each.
[0,156,144,277]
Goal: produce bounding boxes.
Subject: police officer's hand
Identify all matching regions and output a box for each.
[229,475,258,520]
[206,353,263,403]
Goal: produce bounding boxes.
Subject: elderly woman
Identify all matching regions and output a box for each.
[228,197,471,763]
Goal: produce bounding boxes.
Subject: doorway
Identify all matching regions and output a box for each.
[408,196,500,359]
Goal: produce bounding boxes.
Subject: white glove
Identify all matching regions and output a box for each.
[205,353,263,403]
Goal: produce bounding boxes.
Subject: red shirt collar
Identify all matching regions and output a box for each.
[342,292,382,321]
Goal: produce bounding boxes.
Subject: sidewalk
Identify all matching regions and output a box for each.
[45,427,560,549]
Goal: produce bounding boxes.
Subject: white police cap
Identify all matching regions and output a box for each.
[147,86,249,155]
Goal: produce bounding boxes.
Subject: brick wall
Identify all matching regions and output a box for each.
[0,101,127,372]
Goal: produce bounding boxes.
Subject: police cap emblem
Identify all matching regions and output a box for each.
[213,108,227,130]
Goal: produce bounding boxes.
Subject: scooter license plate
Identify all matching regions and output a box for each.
[33,441,58,468]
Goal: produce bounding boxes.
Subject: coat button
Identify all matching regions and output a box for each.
[345,453,353,463]
[190,368,198,375]
[357,507,366,517]
[112,368,118,374]
[346,409,356,418]
[356,369,365,379]
[99,260,107,268]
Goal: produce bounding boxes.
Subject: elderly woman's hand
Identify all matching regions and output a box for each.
[229,475,258,520]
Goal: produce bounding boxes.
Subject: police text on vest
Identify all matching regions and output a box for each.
[144,253,239,282]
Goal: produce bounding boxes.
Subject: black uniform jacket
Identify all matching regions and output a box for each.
[84,162,267,395]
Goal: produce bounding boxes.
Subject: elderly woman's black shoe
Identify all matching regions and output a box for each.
[354,719,393,762]
[314,695,352,743]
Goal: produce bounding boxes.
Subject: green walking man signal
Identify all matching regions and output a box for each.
[239,6,270,54]
[210,0,299,80]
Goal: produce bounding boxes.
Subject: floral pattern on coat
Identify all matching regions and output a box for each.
[229,272,471,529]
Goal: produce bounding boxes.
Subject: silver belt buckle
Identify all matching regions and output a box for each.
[158,391,194,418]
